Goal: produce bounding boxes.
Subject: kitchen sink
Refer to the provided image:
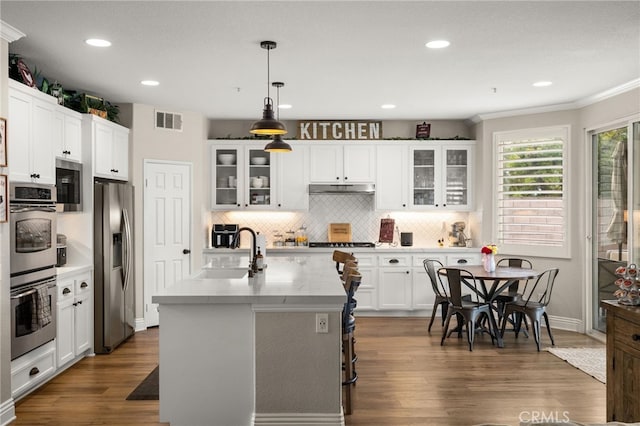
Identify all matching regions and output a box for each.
[196,267,248,279]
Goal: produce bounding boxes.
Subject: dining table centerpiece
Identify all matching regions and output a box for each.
[481,244,498,272]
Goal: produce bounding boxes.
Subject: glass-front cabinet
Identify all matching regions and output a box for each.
[211,145,273,210]
[410,143,473,210]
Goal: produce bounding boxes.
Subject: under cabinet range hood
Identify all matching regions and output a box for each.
[308,183,375,194]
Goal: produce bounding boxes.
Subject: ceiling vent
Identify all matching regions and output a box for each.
[155,110,183,131]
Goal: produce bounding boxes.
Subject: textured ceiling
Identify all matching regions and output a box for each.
[2,1,639,120]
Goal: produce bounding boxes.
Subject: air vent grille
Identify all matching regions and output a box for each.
[155,110,183,131]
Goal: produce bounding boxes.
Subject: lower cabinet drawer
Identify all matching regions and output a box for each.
[11,340,57,398]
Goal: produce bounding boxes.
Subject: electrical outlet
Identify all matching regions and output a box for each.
[316,313,329,333]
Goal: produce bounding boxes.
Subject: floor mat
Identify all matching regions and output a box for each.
[126,366,159,400]
[546,347,606,384]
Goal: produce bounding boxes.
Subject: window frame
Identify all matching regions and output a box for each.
[492,125,571,259]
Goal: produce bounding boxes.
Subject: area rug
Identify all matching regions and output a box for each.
[126,366,159,400]
[546,347,606,384]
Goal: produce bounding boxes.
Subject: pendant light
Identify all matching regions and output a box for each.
[250,41,288,136]
[264,81,292,153]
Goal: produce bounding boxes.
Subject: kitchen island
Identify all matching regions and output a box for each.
[152,255,346,426]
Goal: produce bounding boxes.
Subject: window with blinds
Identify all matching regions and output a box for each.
[494,126,570,258]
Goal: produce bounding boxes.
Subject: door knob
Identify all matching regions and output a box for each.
[183,249,191,254]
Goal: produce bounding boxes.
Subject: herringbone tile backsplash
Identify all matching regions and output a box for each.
[209,195,476,248]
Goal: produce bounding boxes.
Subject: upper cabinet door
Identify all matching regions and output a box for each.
[211,146,241,210]
[276,144,309,211]
[8,82,56,184]
[90,116,130,181]
[409,142,474,211]
[376,145,409,210]
[343,145,375,183]
[309,145,342,183]
[309,144,375,183]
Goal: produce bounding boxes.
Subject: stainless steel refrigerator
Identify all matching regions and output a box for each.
[93,179,135,354]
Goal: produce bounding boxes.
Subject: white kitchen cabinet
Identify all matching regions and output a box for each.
[8,80,57,184]
[56,271,93,368]
[376,145,409,210]
[410,142,475,211]
[411,254,447,310]
[377,254,412,310]
[309,144,375,184]
[351,254,377,311]
[53,106,83,162]
[446,253,482,267]
[84,114,129,181]
[211,144,275,210]
[10,340,56,399]
[275,144,309,210]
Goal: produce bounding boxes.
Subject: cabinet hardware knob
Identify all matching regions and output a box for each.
[77,300,82,305]
[183,249,191,254]
[336,177,340,180]
[344,176,348,180]
[111,169,119,173]
[406,271,410,274]
[457,259,468,264]
[73,302,77,306]
[29,367,40,376]
[63,287,71,295]
[633,334,640,341]
[81,282,88,288]
[443,204,447,207]
[402,204,406,207]
[389,259,399,264]
[237,204,241,207]
[278,204,282,207]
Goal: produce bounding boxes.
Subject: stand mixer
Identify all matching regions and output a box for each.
[448,221,469,247]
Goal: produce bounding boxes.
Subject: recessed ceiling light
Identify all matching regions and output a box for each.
[141,80,160,86]
[85,38,111,47]
[425,40,450,49]
[278,104,292,109]
[533,81,553,87]
[381,104,396,109]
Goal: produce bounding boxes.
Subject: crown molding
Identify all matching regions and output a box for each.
[0,20,25,43]
[469,78,640,124]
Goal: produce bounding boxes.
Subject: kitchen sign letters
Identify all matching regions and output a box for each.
[298,120,382,140]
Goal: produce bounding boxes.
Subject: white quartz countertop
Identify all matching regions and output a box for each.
[203,245,478,254]
[152,255,346,305]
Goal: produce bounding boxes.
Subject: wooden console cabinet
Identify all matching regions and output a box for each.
[602,300,640,422]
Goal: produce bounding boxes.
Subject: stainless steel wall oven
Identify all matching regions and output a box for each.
[9,182,58,359]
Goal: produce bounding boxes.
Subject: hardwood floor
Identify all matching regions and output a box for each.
[13,317,605,425]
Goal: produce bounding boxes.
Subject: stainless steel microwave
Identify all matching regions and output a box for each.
[55,158,83,212]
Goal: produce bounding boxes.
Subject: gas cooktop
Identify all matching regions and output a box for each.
[309,242,376,248]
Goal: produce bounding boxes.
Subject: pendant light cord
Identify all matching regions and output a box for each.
[266,46,271,101]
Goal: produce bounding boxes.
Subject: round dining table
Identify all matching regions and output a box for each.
[438,264,542,348]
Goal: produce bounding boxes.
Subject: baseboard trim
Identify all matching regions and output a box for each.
[134,317,146,332]
[0,398,16,426]
[253,411,345,426]
[357,312,585,333]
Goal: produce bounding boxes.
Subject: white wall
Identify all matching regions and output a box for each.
[119,104,208,322]
[474,87,640,329]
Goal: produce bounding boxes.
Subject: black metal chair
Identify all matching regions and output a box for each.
[438,267,499,351]
[495,257,533,334]
[424,259,473,334]
[500,268,559,351]
[424,259,449,333]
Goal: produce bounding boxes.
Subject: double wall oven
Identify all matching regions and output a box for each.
[9,182,58,360]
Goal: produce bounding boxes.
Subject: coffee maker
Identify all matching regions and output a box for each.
[212,224,240,248]
[448,222,468,247]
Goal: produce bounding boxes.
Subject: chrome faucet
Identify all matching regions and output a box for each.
[232,227,257,273]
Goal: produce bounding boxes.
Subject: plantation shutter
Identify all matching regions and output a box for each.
[495,127,568,256]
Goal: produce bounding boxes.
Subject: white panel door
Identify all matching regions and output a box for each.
[144,161,192,327]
